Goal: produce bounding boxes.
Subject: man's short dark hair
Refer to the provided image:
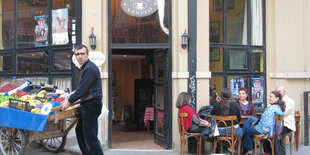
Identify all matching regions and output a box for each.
[75,44,89,54]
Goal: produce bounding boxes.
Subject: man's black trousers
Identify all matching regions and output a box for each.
[76,98,104,155]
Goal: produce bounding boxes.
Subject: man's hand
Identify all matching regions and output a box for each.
[61,100,71,111]
[251,121,257,126]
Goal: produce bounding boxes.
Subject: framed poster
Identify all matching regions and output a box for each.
[52,8,69,45]
[251,77,265,108]
[34,14,48,47]
[229,78,245,98]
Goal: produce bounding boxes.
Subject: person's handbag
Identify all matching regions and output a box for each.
[274,132,286,155]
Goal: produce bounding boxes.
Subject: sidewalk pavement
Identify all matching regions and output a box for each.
[25,142,310,155]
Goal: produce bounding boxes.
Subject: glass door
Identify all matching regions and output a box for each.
[153,49,169,148]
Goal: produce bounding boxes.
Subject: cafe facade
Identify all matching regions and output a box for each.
[0,0,309,153]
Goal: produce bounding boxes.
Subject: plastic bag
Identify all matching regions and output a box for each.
[98,103,109,120]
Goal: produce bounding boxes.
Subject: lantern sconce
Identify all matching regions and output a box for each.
[181,30,188,49]
[89,27,96,50]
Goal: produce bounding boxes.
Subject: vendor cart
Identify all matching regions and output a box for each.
[0,103,80,155]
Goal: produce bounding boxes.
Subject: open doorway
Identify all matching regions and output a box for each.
[111,49,168,150]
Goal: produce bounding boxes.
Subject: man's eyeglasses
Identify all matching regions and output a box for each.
[75,53,86,56]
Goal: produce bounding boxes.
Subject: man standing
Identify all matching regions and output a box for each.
[276,86,296,134]
[61,44,104,155]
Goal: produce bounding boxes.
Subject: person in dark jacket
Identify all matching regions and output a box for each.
[211,88,243,138]
[61,44,104,155]
[236,87,257,117]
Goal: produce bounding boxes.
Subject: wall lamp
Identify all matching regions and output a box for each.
[181,30,188,49]
[89,27,96,50]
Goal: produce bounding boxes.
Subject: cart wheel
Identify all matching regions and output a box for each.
[40,136,67,153]
[0,127,27,155]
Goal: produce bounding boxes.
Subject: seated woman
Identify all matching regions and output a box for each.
[236,88,257,118]
[211,88,243,138]
[176,92,211,134]
[242,91,286,155]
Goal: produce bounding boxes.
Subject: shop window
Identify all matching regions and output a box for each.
[210,47,223,72]
[227,0,247,45]
[111,0,169,44]
[0,0,15,49]
[17,0,48,48]
[228,49,247,70]
[251,49,263,72]
[209,0,265,108]
[210,0,223,44]
[53,51,71,71]
[0,54,13,71]
[17,51,47,74]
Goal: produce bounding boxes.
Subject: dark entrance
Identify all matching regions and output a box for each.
[109,49,171,149]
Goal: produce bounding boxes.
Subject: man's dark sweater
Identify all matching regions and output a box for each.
[68,59,102,103]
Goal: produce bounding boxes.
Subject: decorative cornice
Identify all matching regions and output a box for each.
[196,71,212,79]
[172,71,212,79]
[270,72,310,79]
[172,72,189,79]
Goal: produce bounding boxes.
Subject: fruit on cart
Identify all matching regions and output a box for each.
[0,94,19,103]
[31,107,41,114]
[19,95,32,101]
[0,83,17,92]
[37,90,47,98]
[11,90,30,98]
[0,101,9,107]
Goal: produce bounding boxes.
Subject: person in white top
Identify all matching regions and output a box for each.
[275,86,296,133]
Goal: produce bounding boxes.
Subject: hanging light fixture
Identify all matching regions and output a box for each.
[181,30,188,49]
[89,27,96,50]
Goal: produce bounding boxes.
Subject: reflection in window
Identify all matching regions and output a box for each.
[209,0,223,44]
[1,0,15,49]
[53,52,71,70]
[17,52,47,74]
[156,111,164,135]
[229,50,247,70]
[111,0,169,44]
[210,48,223,72]
[251,49,263,72]
[17,0,48,48]
[0,54,12,71]
[227,0,247,45]
[156,86,164,109]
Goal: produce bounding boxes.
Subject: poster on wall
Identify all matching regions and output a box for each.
[251,77,265,108]
[229,78,245,98]
[34,14,48,47]
[52,8,69,45]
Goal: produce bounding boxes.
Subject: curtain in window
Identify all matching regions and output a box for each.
[242,0,263,45]
[157,0,169,35]
[251,0,263,45]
